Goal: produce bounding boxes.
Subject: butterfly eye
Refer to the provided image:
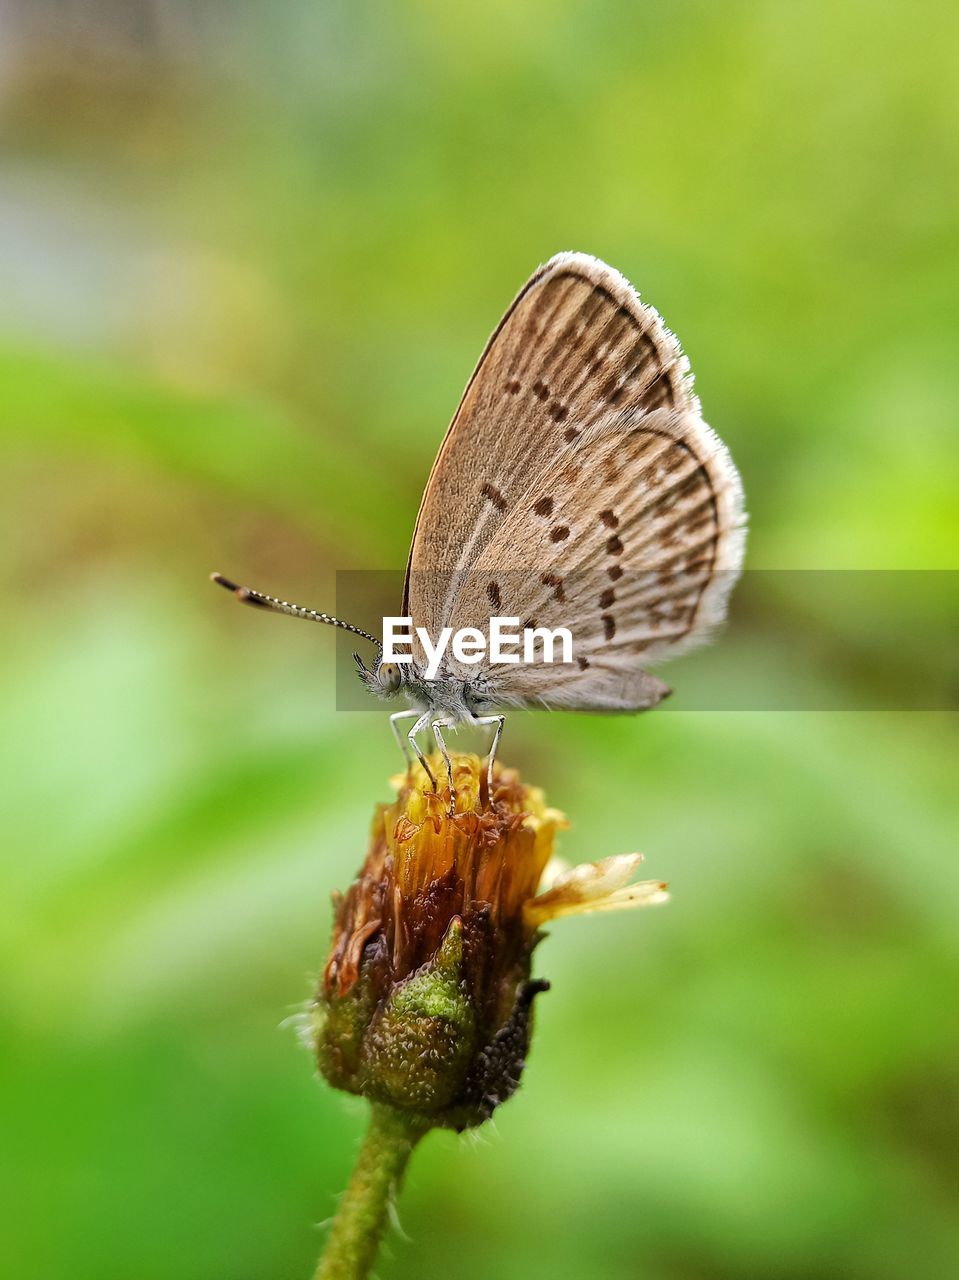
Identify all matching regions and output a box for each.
[377,662,402,693]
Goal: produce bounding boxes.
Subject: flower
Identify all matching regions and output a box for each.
[312,753,667,1131]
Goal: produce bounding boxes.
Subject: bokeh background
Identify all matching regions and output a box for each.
[2,3,957,1278]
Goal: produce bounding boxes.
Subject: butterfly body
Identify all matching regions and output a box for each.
[356,657,496,721]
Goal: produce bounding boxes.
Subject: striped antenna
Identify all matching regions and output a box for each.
[210,573,379,646]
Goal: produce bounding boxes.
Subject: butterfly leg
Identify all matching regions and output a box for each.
[407,711,437,791]
[430,718,457,815]
[470,714,505,802]
[389,708,420,768]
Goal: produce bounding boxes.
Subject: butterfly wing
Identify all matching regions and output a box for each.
[445,403,745,710]
[404,253,746,709]
[404,252,695,631]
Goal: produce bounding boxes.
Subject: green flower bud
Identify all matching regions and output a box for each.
[313,752,667,1131]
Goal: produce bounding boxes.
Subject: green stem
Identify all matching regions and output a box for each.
[314,1104,426,1280]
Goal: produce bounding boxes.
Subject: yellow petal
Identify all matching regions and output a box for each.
[524,853,669,926]
[536,854,574,894]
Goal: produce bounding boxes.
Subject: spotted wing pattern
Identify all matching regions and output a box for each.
[445,404,745,710]
[404,253,746,708]
[405,252,695,629]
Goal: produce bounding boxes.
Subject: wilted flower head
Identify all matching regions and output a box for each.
[313,753,666,1131]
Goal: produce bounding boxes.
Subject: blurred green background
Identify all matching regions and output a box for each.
[2,3,957,1278]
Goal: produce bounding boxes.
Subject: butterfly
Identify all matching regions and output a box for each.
[213,252,746,812]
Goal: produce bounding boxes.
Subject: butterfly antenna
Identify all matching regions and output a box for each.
[210,573,379,646]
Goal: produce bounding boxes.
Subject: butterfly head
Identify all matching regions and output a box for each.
[376,661,404,694]
[354,651,405,700]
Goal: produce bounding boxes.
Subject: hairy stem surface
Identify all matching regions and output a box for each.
[314,1104,425,1280]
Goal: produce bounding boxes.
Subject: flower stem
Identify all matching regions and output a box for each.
[314,1103,426,1280]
